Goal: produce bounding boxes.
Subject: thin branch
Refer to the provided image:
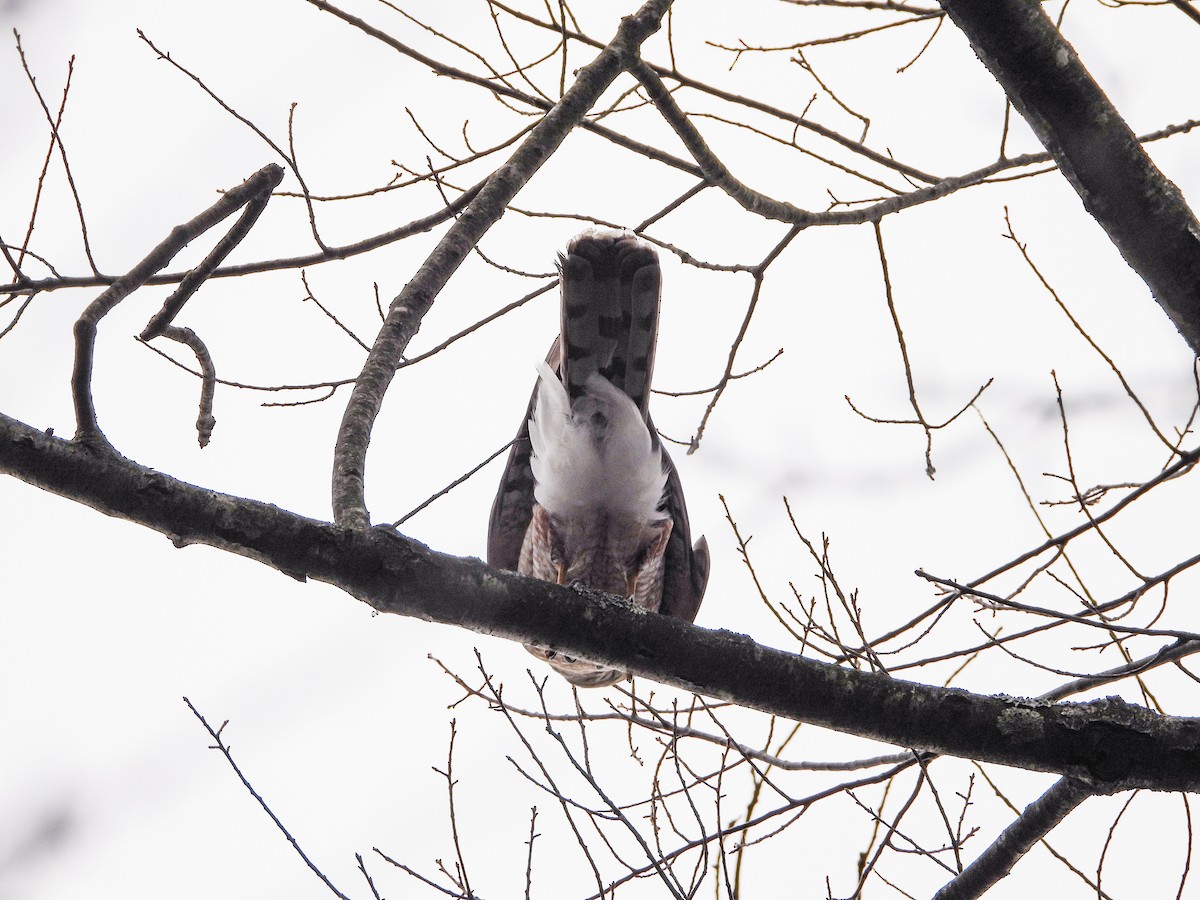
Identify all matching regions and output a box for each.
[71,164,284,445]
[689,226,801,453]
[392,440,514,527]
[938,0,1200,353]
[932,777,1092,900]
[182,698,352,900]
[298,270,372,353]
[876,220,933,477]
[916,570,1200,642]
[155,326,217,447]
[137,30,330,254]
[329,0,675,529]
[15,33,99,275]
[433,720,473,898]
[1004,211,1178,455]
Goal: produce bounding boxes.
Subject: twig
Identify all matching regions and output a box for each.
[299,270,371,352]
[524,807,538,900]
[432,720,474,898]
[72,164,283,445]
[157,326,217,447]
[916,570,1200,642]
[137,30,330,254]
[688,227,801,453]
[329,0,675,529]
[1004,211,1179,455]
[182,697,352,900]
[15,34,99,275]
[932,777,1092,900]
[393,440,514,526]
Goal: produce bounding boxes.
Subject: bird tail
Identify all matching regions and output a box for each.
[558,230,661,417]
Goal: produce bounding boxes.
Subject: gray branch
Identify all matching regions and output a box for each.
[4,411,1199,794]
[327,0,674,530]
[932,777,1093,900]
[70,164,284,445]
[939,0,1200,354]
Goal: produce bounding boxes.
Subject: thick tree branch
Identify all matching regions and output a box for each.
[4,411,1200,793]
[939,0,1200,354]
[328,0,674,530]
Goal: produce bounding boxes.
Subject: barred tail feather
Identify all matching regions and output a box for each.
[559,231,660,416]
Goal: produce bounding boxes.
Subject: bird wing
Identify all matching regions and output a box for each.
[488,232,709,623]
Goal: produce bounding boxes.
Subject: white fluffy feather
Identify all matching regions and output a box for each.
[528,361,667,524]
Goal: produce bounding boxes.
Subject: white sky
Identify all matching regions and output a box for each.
[3,1,1200,897]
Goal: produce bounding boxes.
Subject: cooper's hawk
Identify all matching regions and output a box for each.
[487,230,710,687]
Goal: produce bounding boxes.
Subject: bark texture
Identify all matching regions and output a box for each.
[5,411,1200,793]
[941,0,1200,354]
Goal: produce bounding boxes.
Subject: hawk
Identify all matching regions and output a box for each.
[487,230,710,687]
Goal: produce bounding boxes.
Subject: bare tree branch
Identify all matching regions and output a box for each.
[183,697,353,900]
[4,411,1200,793]
[932,777,1092,900]
[70,164,284,446]
[329,0,675,530]
[8,4,1200,893]
[938,0,1200,354]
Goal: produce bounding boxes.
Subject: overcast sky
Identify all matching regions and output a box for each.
[3,2,1200,897]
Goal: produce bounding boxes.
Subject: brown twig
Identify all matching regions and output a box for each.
[137,30,330,254]
[182,697,352,900]
[688,226,801,453]
[392,440,514,527]
[14,34,99,276]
